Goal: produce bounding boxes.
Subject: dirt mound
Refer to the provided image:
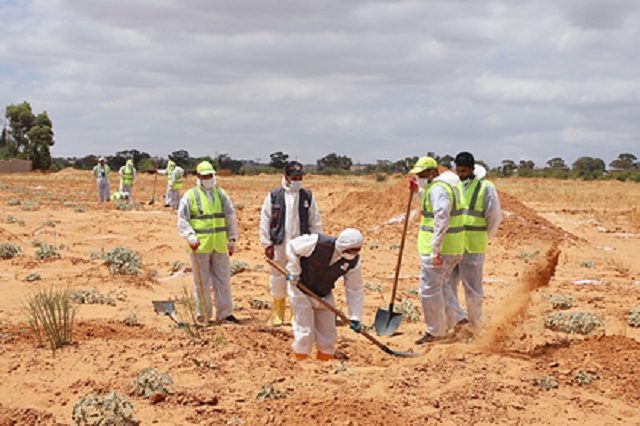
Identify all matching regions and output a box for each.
[0,404,64,425]
[52,167,86,176]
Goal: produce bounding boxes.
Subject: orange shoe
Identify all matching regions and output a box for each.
[316,351,333,361]
[294,352,308,360]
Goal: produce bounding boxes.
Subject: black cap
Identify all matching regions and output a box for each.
[284,161,304,176]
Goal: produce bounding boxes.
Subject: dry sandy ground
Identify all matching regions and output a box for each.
[0,170,639,425]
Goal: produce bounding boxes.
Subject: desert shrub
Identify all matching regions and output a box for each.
[579,260,595,268]
[32,239,43,247]
[130,368,175,398]
[71,392,139,426]
[364,282,383,292]
[389,244,400,250]
[104,247,142,275]
[24,273,41,282]
[532,375,558,390]
[543,312,604,335]
[170,260,187,273]
[628,308,640,328]
[24,286,78,349]
[575,370,602,386]
[230,260,249,276]
[69,288,116,306]
[369,244,379,250]
[235,202,245,210]
[5,215,25,226]
[43,220,56,227]
[0,184,9,190]
[257,384,287,401]
[227,417,245,425]
[406,287,419,296]
[35,244,61,260]
[75,205,86,213]
[519,249,539,260]
[0,242,21,259]
[543,293,573,310]
[375,173,388,182]
[175,285,207,340]
[251,298,271,309]
[6,198,21,205]
[123,313,141,327]
[114,200,140,211]
[394,299,421,322]
[20,200,40,211]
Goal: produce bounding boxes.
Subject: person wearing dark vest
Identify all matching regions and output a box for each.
[446,152,503,337]
[285,228,364,361]
[408,156,464,345]
[177,161,239,324]
[260,161,323,326]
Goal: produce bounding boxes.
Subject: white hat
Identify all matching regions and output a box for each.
[335,228,364,252]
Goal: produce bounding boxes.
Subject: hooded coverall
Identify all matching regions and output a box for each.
[446,165,503,331]
[93,163,110,202]
[118,162,137,201]
[260,176,323,299]
[415,171,464,338]
[285,233,364,357]
[178,184,238,321]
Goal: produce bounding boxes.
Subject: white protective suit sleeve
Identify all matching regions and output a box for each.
[178,187,239,242]
[342,257,364,321]
[259,180,323,249]
[285,234,319,277]
[484,184,503,240]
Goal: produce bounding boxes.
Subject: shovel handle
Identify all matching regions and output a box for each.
[389,188,414,304]
[265,258,392,353]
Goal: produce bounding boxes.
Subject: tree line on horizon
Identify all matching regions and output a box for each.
[3,101,639,182]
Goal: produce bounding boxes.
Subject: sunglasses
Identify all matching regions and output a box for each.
[344,247,361,254]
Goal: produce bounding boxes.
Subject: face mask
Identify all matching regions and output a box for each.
[289,181,303,191]
[341,252,357,261]
[198,177,215,189]
[418,178,429,188]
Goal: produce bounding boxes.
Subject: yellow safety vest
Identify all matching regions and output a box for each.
[418,181,464,255]
[462,179,493,254]
[94,164,110,178]
[121,165,134,186]
[170,168,183,190]
[187,186,228,254]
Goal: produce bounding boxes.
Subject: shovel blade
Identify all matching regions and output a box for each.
[153,300,176,316]
[148,199,155,205]
[374,308,403,336]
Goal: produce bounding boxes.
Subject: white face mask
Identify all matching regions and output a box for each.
[418,178,429,188]
[341,252,357,261]
[198,177,216,189]
[289,181,303,191]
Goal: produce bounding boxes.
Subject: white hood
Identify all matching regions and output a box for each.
[474,164,487,180]
[434,170,461,187]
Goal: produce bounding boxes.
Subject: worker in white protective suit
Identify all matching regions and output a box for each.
[260,160,323,326]
[446,152,503,336]
[285,228,364,361]
[177,161,239,324]
[158,160,183,210]
[92,157,111,203]
[409,157,464,345]
[118,159,137,202]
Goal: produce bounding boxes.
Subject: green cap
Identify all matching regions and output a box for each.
[196,161,216,176]
[409,156,438,174]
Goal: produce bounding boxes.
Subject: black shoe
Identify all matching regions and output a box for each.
[415,332,443,345]
[224,315,239,324]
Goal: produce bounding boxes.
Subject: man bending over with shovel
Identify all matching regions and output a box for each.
[177,161,239,325]
[284,228,364,361]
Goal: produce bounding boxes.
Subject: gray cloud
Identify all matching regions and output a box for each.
[1,0,639,168]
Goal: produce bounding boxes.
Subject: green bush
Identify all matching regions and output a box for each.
[395,299,422,322]
[543,293,573,310]
[0,242,21,259]
[69,288,116,306]
[230,260,249,276]
[35,244,61,260]
[543,312,604,335]
[628,308,640,328]
[6,198,21,206]
[24,286,78,349]
[130,368,175,398]
[20,200,40,211]
[71,392,139,426]
[5,215,25,226]
[104,247,142,275]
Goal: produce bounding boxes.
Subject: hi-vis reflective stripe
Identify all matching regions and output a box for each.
[422,209,464,219]
[194,227,228,234]
[462,209,484,217]
[468,179,484,211]
[420,225,465,233]
[464,225,487,232]
[192,213,225,220]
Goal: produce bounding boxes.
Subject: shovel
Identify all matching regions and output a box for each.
[152,300,183,326]
[266,258,419,358]
[148,172,158,205]
[374,187,413,336]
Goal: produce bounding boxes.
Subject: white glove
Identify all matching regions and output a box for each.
[188,234,200,250]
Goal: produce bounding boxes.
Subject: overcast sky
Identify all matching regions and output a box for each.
[1,1,639,168]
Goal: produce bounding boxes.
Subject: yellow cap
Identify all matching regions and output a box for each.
[126,159,133,165]
[409,156,437,174]
[167,160,176,167]
[196,161,216,176]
